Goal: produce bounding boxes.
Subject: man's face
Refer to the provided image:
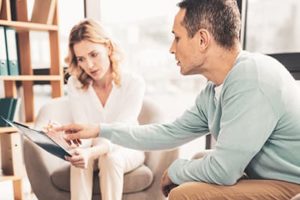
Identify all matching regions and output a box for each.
[169,9,205,75]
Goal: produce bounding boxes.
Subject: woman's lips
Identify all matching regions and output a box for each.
[90,69,100,75]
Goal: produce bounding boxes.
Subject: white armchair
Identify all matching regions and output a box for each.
[24,97,178,200]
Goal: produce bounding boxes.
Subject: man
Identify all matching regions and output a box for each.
[57,0,300,199]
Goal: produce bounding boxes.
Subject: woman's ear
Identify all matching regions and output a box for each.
[197,29,210,51]
[107,41,113,56]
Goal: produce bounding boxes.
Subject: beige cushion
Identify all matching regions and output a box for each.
[51,164,153,194]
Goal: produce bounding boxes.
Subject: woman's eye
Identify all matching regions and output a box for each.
[77,58,84,62]
[91,52,99,57]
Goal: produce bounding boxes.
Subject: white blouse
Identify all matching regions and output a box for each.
[67,71,145,147]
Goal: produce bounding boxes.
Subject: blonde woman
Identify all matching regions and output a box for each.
[65,19,145,200]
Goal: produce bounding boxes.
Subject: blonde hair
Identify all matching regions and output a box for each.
[65,19,122,90]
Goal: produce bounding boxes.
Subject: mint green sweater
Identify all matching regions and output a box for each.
[101,51,300,185]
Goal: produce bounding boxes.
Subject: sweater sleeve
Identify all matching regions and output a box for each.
[100,93,210,151]
[168,81,279,185]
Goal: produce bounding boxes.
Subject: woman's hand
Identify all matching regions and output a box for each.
[54,123,100,146]
[65,148,92,169]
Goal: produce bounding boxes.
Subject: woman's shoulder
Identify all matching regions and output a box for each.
[67,76,87,94]
[67,75,77,85]
[67,76,83,87]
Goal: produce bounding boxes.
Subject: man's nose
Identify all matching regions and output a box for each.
[169,41,175,54]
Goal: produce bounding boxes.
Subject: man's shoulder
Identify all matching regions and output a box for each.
[196,82,215,100]
[226,51,284,84]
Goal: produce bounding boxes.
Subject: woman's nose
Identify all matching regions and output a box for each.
[86,58,94,69]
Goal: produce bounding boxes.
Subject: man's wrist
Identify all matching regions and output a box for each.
[98,123,112,139]
[95,124,100,137]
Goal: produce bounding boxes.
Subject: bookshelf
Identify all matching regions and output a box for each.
[0,0,63,199]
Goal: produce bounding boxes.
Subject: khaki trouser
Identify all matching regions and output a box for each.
[168,179,300,200]
[169,150,300,200]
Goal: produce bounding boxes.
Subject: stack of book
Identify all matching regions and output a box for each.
[0,26,19,76]
[0,98,20,127]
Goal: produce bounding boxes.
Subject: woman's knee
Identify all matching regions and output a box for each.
[98,153,124,169]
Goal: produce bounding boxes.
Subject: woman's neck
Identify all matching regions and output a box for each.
[92,72,113,90]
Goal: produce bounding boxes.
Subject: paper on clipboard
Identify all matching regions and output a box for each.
[0,116,71,160]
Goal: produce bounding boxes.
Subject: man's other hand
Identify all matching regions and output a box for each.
[160,169,178,197]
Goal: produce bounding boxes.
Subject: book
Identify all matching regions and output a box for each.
[9,98,20,122]
[0,98,14,127]
[0,98,20,127]
[9,0,17,21]
[31,0,56,24]
[4,27,19,75]
[0,26,8,75]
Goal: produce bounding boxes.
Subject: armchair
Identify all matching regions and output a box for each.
[24,97,178,200]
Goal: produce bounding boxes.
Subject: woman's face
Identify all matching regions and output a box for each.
[73,40,111,81]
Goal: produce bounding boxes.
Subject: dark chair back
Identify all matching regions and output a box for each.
[268,53,300,80]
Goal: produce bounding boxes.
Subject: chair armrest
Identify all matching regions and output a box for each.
[24,138,69,199]
[144,149,179,200]
[25,97,72,199]
[145,149,179,174]
[137,97,179,199]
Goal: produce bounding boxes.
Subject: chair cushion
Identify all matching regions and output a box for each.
[51,164,153,194]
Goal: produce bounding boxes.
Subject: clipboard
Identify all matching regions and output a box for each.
[0,116,71,160]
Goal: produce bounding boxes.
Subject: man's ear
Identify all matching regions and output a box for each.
[197,29,210,51]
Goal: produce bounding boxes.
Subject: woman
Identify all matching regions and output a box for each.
[65,19,145,200]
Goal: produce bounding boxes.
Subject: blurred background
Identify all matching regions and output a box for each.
[1,0,300,199]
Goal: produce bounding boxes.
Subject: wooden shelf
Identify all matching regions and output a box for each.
[0,175,22,182]
[1,0,62,199]
[0,122,34,134]
[0,127,17,134]
[0,175,24,199]
[0,75,62,81]
[0,20,58,31]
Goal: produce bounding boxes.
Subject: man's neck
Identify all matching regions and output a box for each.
[206,45,241,86]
